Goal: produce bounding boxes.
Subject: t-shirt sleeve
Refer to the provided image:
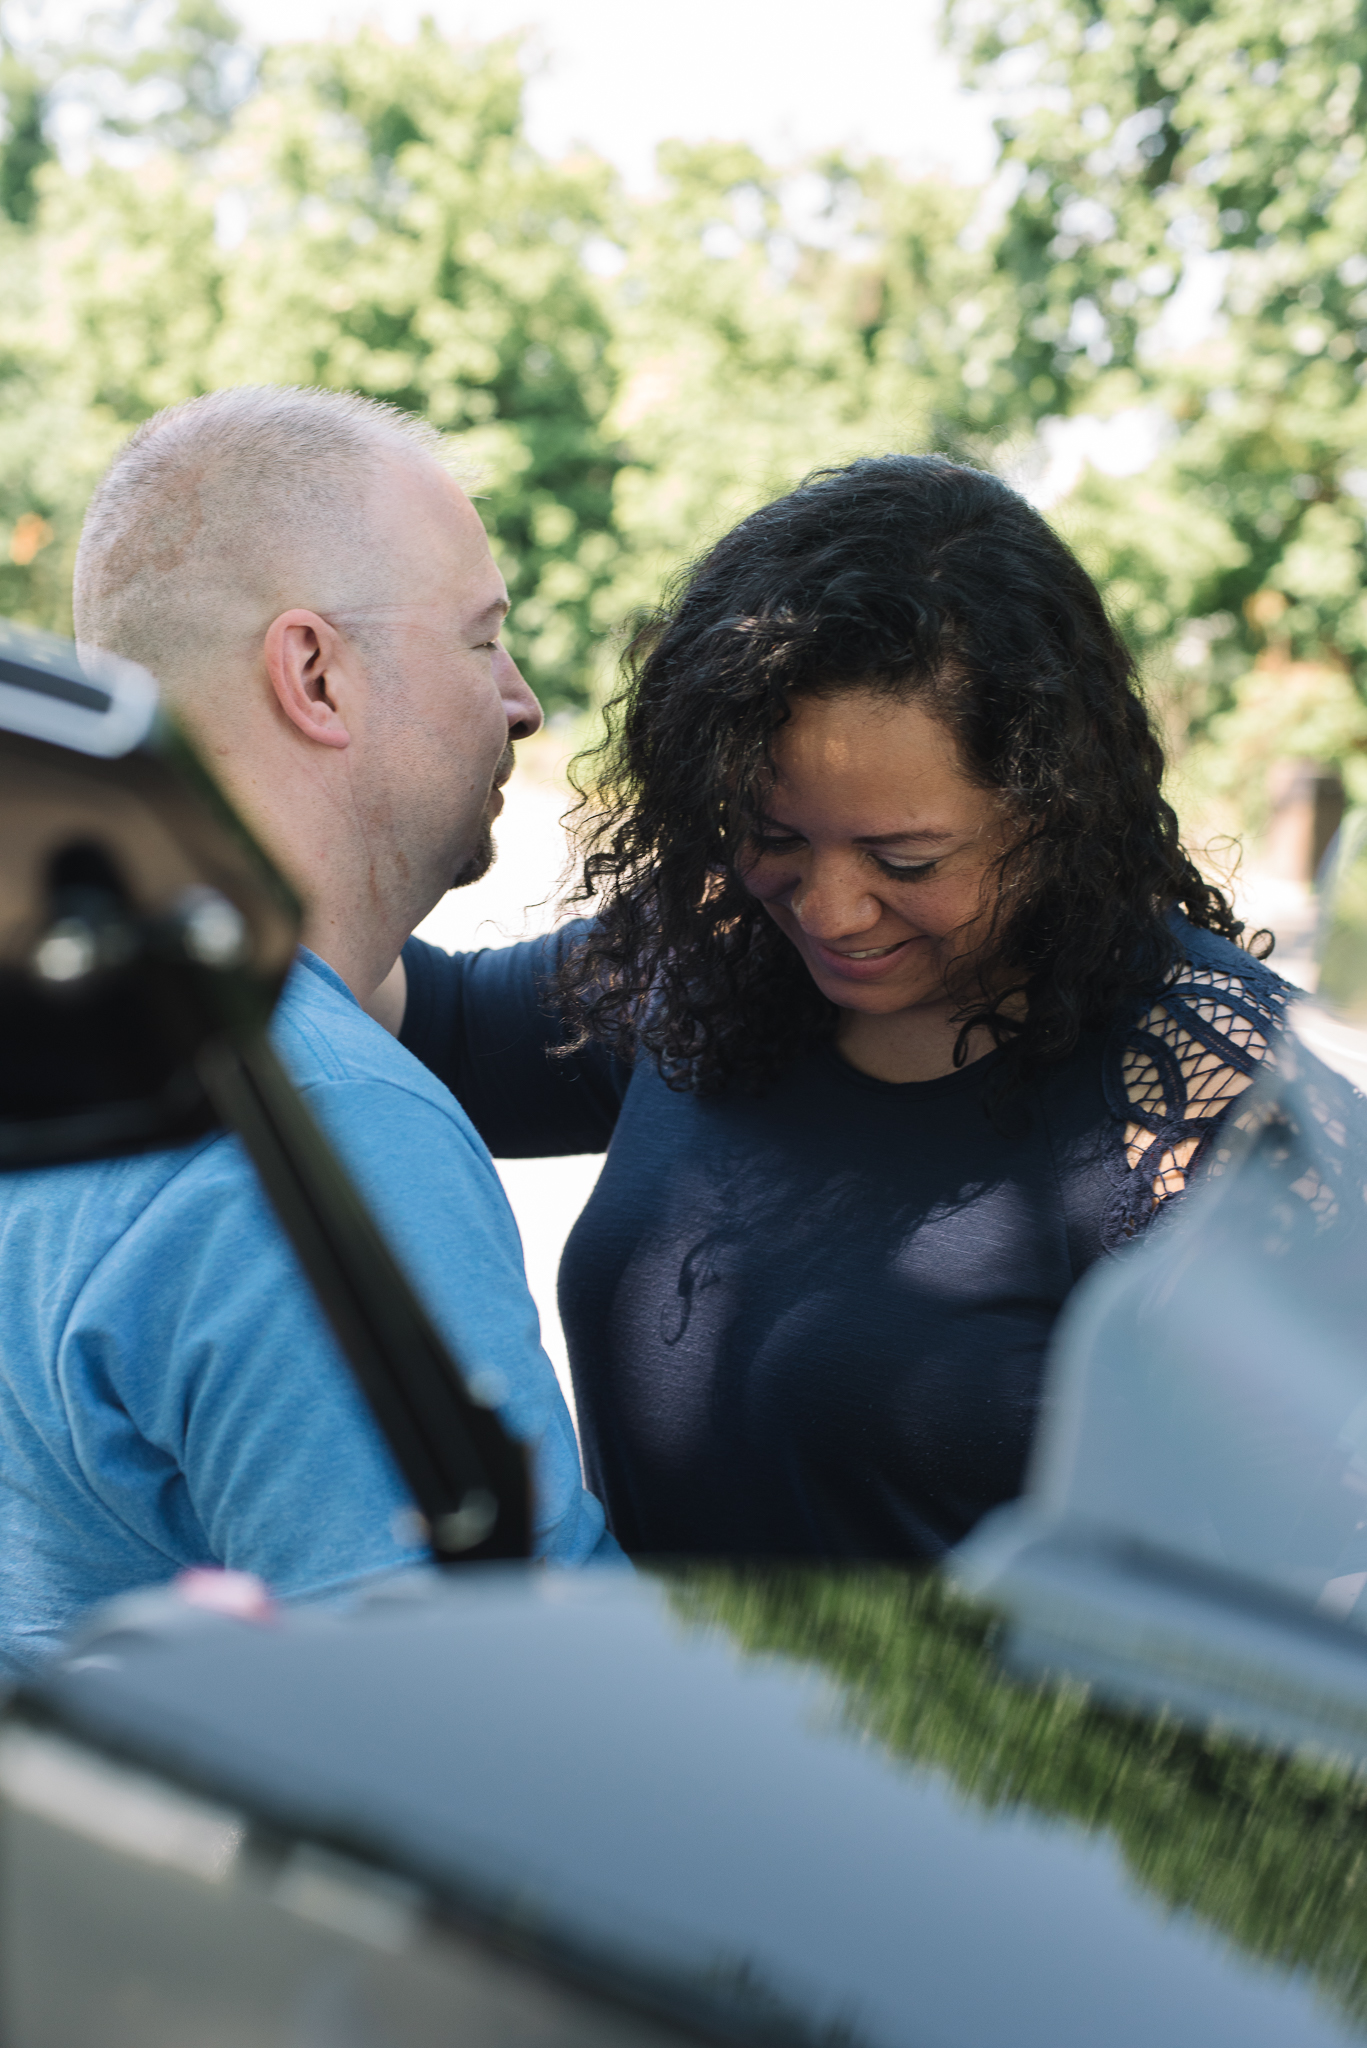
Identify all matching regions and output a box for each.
[300,1072,616,1565]
[400,927,629,1158]
[61,1079,617,1597]
[58,1139,428,1603]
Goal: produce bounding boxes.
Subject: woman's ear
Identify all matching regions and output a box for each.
[263,610,352,750]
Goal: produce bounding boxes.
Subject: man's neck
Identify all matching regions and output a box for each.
[170,688,430,1010]
[300,907,408,1008]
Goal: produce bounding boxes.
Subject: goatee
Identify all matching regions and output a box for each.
[451,820,496,891]
[450,741,514,889]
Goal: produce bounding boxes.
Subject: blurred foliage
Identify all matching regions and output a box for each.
[68,0,259,157]
[1180,656,1367,841]
[0,0,1365,776]
[206,29,621,699]
[1317,810,1367,1018]
[0,16,622,704]
[670,1564,1367,2031]
[597,148,984,631]
[948,0,1367,816]
[0,45,51,223]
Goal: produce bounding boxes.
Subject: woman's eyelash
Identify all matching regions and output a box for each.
[875,856,938,879]
[752,834,938,880]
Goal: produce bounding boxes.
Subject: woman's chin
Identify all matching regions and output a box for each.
[811,969,939,1016]
[796,944,934,1012]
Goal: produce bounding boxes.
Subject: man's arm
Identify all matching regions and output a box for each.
[68,1076,617,1597]
[300,1070,615,1562]
[61,1139,430,1602]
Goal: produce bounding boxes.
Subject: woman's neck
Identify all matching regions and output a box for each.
[834,1001,998,1085]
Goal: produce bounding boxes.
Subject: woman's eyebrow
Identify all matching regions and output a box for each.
[858,828,958,846]
[756,814,959,847]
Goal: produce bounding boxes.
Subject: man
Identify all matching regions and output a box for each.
[0,385,615,1676]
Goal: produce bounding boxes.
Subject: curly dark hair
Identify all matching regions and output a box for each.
[561,453,1250,1098]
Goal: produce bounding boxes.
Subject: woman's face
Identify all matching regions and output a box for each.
[741,689,1009,1020]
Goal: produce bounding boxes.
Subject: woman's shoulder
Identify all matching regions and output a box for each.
[1164,912,1297,1001]
[1098,912,1299,1245]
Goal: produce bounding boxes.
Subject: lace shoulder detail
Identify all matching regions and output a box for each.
[1101,928,1294,1248]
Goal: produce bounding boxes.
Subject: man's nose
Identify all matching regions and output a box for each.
[496,646,543,741]
[791,857,882,939]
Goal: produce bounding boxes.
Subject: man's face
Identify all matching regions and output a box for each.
[349,459,542,916]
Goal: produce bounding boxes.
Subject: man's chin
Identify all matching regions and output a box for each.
[450,824,496,891]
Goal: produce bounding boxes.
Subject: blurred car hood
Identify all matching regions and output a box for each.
[8,1560,1367,2048]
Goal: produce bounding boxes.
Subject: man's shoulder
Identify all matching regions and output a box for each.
[0,952,492,1309]
[0,1136,221,1264]
[273,954,512,1238]
[276,951,480,1132]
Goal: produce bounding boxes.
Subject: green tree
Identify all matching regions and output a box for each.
[0,17,628,706]
[597,143,992,654]
[951,0,1367,803]
[22,0,260,162]
[195,26,623,706]
[0,134,226,632]
[91,0,259,157]
[0,11,1008,714]
[27,0,1361,776]
[0,45,52,225]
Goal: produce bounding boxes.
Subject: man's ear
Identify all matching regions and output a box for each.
[263,610,353,751]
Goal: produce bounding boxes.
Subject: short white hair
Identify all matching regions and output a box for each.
[74,385,450,687]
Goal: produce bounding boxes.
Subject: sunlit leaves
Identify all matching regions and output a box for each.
[950,0,1367,782]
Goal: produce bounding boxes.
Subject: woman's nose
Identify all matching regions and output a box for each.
[790,860,882,939]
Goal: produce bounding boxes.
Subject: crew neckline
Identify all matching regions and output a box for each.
[813,1037,1004,1096]
[295,946,361,1009]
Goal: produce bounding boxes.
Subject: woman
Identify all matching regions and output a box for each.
[390,456,1291,1560]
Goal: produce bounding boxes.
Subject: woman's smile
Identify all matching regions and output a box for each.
[810,932,920,977]
[740,688,1007,1070]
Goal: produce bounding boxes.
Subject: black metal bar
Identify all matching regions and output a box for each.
[195,1030,531,1565]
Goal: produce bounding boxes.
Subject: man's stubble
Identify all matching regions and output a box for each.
[451,819,496,891]
[450,739,514,890]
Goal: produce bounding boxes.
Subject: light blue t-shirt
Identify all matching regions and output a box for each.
[0,949,615,1677]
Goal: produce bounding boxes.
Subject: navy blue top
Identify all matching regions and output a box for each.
[400,922,1291,1560]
